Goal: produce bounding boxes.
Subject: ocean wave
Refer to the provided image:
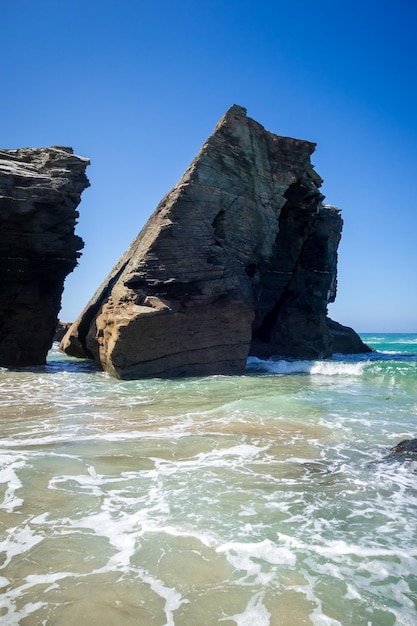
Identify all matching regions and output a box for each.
[246,357,366,377]
[375,350,417,359]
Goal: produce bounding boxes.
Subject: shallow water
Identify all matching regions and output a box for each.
[0,335,416,625]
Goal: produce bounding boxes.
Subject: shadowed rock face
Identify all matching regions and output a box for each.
[326,318,372,355]
[0,147,89,366]
[62,106,368,378]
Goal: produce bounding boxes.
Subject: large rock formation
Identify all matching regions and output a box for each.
[0,147,89,366]
[62,105,369,378]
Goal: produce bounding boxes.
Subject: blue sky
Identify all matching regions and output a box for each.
[3,0,416,332]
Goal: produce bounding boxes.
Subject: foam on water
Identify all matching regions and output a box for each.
[0,522,44,569]
[0,339,417,624]
[0,455,24,512]
[247,356,367,377]
[216,538,296,583]
[220,592,271,626]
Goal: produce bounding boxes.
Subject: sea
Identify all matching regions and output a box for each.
[0,333,416,626]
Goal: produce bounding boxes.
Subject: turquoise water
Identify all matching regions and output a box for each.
[0,334,416,625]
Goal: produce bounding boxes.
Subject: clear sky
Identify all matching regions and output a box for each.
[3,0,416,332]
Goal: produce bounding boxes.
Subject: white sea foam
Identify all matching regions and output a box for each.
[216,538,296,585]
[140,523,218,548]
[0,576,9,589]
[25,571,74,590]
[310,361,366,376]
[147,442,267,477]
[382,338,417,344]
[220,591,271,626]
[343,583,362,600]
[315,540,417,560]
[0,524,44,569]
[2,601,47,626]
[246,356,366,376]
[137,569,188,626]
[276,532,417,561]
[193,443,266,464]
[0,456,24,511]
[247,357,311,374]
[48,469,132,496]
[68,508,146,568]
[0,572,78,625]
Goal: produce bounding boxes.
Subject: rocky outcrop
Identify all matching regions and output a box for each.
[0,147,89,366]
[62,105,368,378]
[326,318,372,355]
[384,439,417,462]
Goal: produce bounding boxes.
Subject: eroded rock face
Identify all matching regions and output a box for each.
[62,106,368,378]
[0,147,89,366]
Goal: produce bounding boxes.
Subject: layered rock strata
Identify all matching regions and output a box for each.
[0,147,89,366]
[62,105,369,378]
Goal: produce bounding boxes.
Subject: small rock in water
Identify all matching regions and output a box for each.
[385,438,417,461]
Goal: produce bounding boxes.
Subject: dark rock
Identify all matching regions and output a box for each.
[54,322,73,343]
[326,318,372,354]
[0,147,89,366]
[385,439,417,461]
[61,105,366,378]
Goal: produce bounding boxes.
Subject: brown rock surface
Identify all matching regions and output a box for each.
[62,106,369,378]
[0,146,89,366]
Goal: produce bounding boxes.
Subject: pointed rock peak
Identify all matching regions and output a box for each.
[226,104,248,117]
[61,107,367,378]
[213,104,248,133]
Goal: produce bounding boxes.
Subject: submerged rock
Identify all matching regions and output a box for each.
[385,439,417,461]
[0,147,89,366]
[62,105,367,378]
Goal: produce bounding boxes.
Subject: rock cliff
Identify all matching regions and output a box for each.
[0,147,89,366]
[62,105,369,378]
